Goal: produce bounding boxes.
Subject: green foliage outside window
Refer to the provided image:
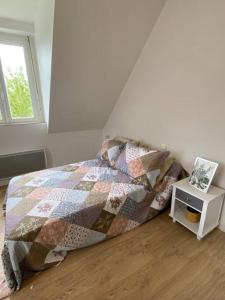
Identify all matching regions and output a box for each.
[6,67,33,118]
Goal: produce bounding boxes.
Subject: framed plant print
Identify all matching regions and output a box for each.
[189,157,218,193]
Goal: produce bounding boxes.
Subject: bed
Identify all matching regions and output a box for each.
[1,138,185,293]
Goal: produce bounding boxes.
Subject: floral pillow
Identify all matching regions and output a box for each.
[115,142,170,191]
[150,162,183,211]
[97,138,125,167]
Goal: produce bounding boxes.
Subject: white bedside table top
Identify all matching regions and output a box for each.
[173,178,225,203]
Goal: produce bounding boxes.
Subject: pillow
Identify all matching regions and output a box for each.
[115,142,170,190]
[97,138,125,167]
[150,162,184,211]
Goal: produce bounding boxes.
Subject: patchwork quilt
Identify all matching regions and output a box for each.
[2,158,183,292]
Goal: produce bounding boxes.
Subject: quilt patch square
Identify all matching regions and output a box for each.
[131,200,150,223]
[91,210,115,233]
[7,184,22,197]
[50,201,85,219]
[45,171,71,180]
[25,177,49,187]
[104,195,127,214]
[68,172,85,180]
[8,198,40,217]
[125,220,140,232]
[62,165,79,172]
[128,187,147,203]
[9,216,47,242]
[128,159,145,178]
[146,169,160,188]
[107,146,120,165]
[26,187,52,200]
[76,166,91,174]
[59,224,90,249]
[99,173,116,182]
[113,173,131,184]
[57,179,80,190]
[107,216,128,236]
[35,218,70,246]
[5,214,24,239]
[109,182,128,197]
[41,178,64,188]
[67,190,90,203]
[92,182,112,193]
[82,172,100,182]
[63,202,104,228]
[109,183,139,197]
[27,199,60,218]
[44,249,67,264]
[79,230,106,248]
[75,181,96,191]
[118,197,139,218]
[11,186,35,198]
[115,150,129,174]
[126,144,140,162]
[58,179,81,189]
[46,188,89,203]
[85,192,108,207]
[9,175,33,190]
[6,197,23,213]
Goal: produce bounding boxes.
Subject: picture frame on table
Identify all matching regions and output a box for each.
[189,157,218,193]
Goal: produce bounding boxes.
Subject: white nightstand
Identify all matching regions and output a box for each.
[170,178,225,240]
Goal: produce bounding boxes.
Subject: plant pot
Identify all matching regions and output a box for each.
[185,206,200,223]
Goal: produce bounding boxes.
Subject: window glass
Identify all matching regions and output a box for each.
[0,43,34,119]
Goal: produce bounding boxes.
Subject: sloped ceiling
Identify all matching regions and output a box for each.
[48,0,166,133]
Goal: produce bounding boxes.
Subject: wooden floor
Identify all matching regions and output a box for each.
[1,187,225,300]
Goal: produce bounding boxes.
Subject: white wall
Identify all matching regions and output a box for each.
[0,124,47,155]
[0,124,102,168]
[46,129,103,167]
[104,0,225,227]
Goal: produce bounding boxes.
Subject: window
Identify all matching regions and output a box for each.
[0,33,42,124]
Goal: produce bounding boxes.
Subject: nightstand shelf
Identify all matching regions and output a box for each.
[170,178,225,240]
[174,201,200,234]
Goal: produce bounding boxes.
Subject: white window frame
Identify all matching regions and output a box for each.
[0,32,43,125]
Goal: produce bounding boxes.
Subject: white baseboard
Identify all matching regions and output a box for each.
[218,224,225,232]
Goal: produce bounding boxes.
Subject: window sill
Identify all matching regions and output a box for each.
[0,121,46,126]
